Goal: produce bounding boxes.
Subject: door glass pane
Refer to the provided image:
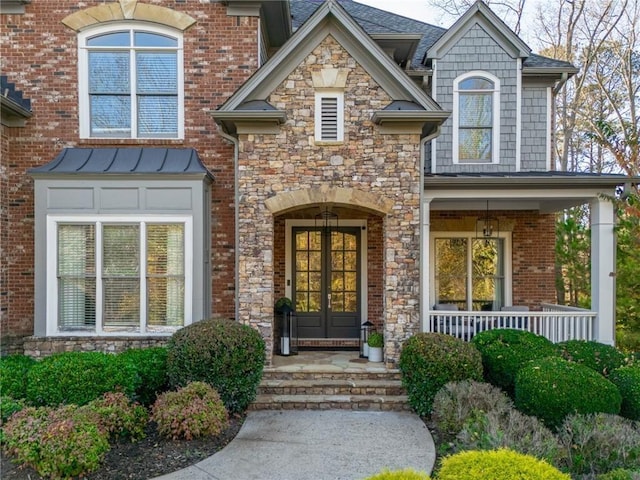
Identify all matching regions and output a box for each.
[294,230,321,313]
[330,232,357,313]
[344,292,357,312]
[472,239,504,311]
[103,225,140,329]
[57,224,96,329]
[435,238,467,309]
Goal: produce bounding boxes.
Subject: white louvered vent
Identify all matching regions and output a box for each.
[315,92,343,142]
[320,97,338,140]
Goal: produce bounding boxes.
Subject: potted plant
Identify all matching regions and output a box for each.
[367,331,384,362]
[275,297,292,313]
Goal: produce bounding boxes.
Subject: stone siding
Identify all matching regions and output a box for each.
[237,36,422,365]
[22,336,168,359]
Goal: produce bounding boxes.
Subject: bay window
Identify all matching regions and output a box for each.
[49,216,191,335]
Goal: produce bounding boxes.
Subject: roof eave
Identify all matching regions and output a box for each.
[1,97,33,127]
[424,175,637,189]
[523,66,579,77]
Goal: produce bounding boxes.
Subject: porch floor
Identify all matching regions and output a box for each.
[268,350,395,373]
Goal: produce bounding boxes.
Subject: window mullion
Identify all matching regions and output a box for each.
[130,46,138,139]
[140,221,147,334]
[96,221,104,334]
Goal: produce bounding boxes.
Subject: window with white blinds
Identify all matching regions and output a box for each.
[79,25,183,139]
[53,219,189,334]
[315,92,344,142]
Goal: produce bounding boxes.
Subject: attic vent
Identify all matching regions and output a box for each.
[315,92,344,142]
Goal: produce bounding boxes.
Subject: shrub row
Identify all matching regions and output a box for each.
[430,380,640,478]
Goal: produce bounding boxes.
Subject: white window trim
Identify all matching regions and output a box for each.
[429,231,512,310]
[46,214,193,336]
[314,91,344,143]
[284,219,367,322]
[78,22,185,140]
[452,71,501,165]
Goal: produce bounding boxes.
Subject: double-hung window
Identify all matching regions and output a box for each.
[49,216,192,335]
[79,24,183,139]
[453,72,500,164]
[432,233,510,311]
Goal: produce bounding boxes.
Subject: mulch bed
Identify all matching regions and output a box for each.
[0,415,245,480]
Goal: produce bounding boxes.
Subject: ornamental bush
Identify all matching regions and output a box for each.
[77,392,148,441]
[610,366,640,421]
[118,347,168,405]
[557,413,640,476]
[166,318,265,413]
[399,333,483,417]
[515,357,622,429]
[437,448,570,480]
[557,340,626,376]
[363,469,431,480]
[471,329,558,395]
[598,469,640,480]
[152,382,229,440]
[2,405,110,479]
[455,408,564,466]
[0,396,26,424]
[431,380,513,436]
[0,354,36,399]
[26,351,136,407]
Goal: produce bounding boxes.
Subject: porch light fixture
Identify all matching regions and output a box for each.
[360,320,374,358]
[476,200,499,242]
[315,207,338,233]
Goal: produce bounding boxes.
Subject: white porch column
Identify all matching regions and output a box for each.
[591,196,616,345]
[421,198,432,332]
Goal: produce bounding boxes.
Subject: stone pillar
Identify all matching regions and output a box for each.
[590,196,615,345]
[421,198,432,332]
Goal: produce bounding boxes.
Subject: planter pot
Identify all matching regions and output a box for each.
[368,346,383,363]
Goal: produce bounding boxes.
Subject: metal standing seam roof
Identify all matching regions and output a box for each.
[289,0,574,70]
[29,147,213,179]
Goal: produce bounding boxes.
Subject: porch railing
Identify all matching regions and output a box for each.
[428,304,597,343]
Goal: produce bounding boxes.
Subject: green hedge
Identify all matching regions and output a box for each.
[610,365,640,421]
[515,357,622,429]
[399,333,483,417]
[363,469,431,480]
[118,347,168,405]
[471,329,558,395]
[166,318,265,414]
[26,351,136,407]
[557,340,626,376]
[0,355,36,399]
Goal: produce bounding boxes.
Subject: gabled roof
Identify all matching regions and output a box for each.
[1,76,32,127]
[213,0,448,136]
[426,0,530,60]
[29,148,213,179]
[289,1,575,72]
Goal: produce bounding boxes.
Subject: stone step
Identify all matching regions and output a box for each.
[262,369,403,381]
[259,378,405,396]
[249,393,411,411]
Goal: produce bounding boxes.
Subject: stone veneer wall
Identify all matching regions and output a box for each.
[237,36,423,365]
[22,336,168,359]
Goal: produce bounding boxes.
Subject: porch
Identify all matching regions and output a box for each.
[427,303,597,343]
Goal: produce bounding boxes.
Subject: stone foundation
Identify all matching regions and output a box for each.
[22,336,169,358]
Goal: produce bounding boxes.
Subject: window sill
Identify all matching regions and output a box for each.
[78,138,186,146]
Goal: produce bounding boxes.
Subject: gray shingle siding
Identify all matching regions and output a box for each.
[521,86,548,171]
[433,23,517,174]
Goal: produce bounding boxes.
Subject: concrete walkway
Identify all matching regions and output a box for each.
[153,409,436,480]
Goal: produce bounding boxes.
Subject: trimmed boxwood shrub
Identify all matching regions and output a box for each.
[610,365,640,421]
[431,380,513,436]
[166,318,265,414]
[363,469,431,480]
[118,347,168,405]
[471,329,558,395]
[0,354,36,399]
[437,448,570,480]
[152,382,229,440]
[26,351,136,407]
[598,470,640,480]
[557,340,626,376]
[515,357,622,429]
[399,333,483,417]
[0,396,25,424]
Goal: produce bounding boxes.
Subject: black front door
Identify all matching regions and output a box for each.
[293,227,361,338]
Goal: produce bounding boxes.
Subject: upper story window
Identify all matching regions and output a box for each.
[453,72,500,164]
[314,91,344,143]
[78,24,184,139]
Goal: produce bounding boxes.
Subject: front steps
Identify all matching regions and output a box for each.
[251,369,410,411]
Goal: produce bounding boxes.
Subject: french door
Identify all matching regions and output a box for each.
[292,227,361,338]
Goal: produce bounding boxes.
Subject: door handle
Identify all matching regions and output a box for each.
[327,293,332,309]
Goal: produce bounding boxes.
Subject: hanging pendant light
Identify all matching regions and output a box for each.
[476,200,499,243]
